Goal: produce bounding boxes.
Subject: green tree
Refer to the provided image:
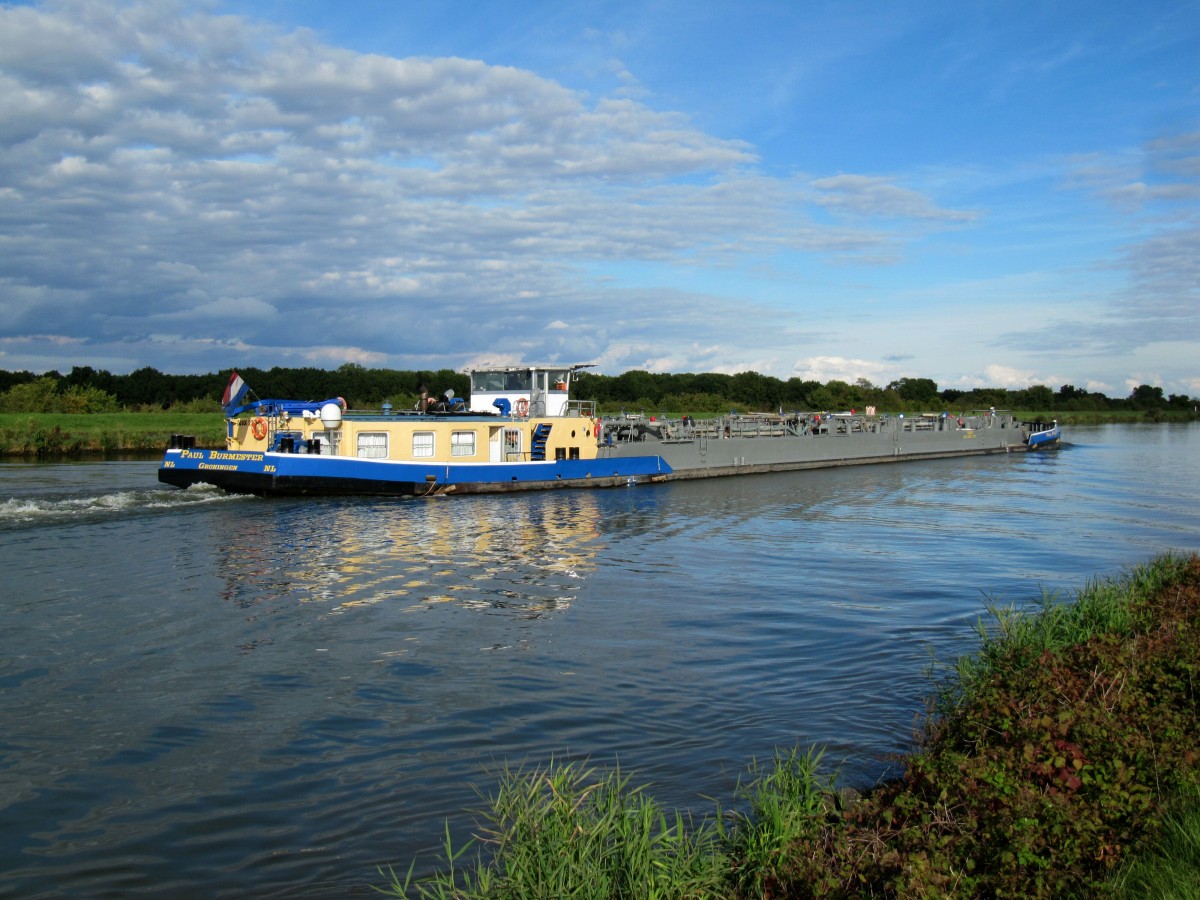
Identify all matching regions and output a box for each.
[610,370,662,404]
[783,378,820,407]
[887,377,939,405]
[730,371,781,408]
[689,372,733,397]
[0,370,37,392]
[119,366,175,407]
[573,371,609,403]
[61,385,119,413]
[1129,384,1165,408]
[808,380,861,410]
[1022,385,1054,409]
[0,377,60,412]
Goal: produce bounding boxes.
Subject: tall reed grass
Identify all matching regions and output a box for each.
[1111,784,1200,898]
[380,760,732,899]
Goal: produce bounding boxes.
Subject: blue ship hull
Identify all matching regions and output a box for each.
[1026,424,1062,449]
[159,447,672,496]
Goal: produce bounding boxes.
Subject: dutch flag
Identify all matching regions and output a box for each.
[221,370,250,412]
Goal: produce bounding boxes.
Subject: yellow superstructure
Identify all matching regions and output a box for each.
[228,408,603,465]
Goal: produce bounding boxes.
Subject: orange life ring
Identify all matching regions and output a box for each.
[515,398,529,417]
[251,417,268,440]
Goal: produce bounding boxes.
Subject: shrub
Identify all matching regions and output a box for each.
[0,377,119,413]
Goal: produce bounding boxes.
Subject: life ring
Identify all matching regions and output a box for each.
[515,398,529,417]
[251,417,268,440]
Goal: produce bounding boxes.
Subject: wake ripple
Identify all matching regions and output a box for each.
[0,483,245,528]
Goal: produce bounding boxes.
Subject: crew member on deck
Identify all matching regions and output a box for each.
[417,384,434,411]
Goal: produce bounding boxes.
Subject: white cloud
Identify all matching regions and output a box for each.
[0,333,86,346]
[188,296,279,320]
[789,356,893,384]
[980,364,1039,390]
[809,175,979,223]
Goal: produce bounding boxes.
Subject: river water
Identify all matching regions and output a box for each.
[2,424,1198,897]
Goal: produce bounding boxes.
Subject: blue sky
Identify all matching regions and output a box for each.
[1,0,1197,395]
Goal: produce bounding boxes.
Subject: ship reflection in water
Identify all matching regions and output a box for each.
[213,491,605,628]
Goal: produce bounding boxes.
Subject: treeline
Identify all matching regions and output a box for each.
[0,365,1196,416]
[574,372,1197,415]
[0,365,470,414]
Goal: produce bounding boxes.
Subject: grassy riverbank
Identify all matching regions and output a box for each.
[382,553,1200,898]
[1016,409,1197,425]
[0,412,227,456]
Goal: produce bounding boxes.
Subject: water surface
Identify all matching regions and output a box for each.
[2,424,1198,897]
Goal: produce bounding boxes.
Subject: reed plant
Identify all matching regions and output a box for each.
[1110,784,1200,898]
[382,760,731,899]
[716,746,834,897]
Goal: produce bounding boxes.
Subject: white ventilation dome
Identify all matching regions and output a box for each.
[320,402,343,429]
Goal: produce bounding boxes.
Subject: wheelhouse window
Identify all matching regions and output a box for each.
[357,432,388,459]
[471,370,507,392]
[451,431,476,457]
[412,431,435,458]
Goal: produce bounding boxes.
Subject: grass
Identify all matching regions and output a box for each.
[1014,409,1197,425]
[380,552,1200,898]
[0,412,226,455]
[717,747,837,897]
[1111,785,1200,898]
[377,750,838,900]
[935,569,1140,716]
[379,761,732,899]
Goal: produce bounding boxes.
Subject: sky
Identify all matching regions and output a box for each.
[1,1,1198,396]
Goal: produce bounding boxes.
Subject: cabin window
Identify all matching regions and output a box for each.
[412,431,435,458]
[451,431,476,457]
[357,432,388,459]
